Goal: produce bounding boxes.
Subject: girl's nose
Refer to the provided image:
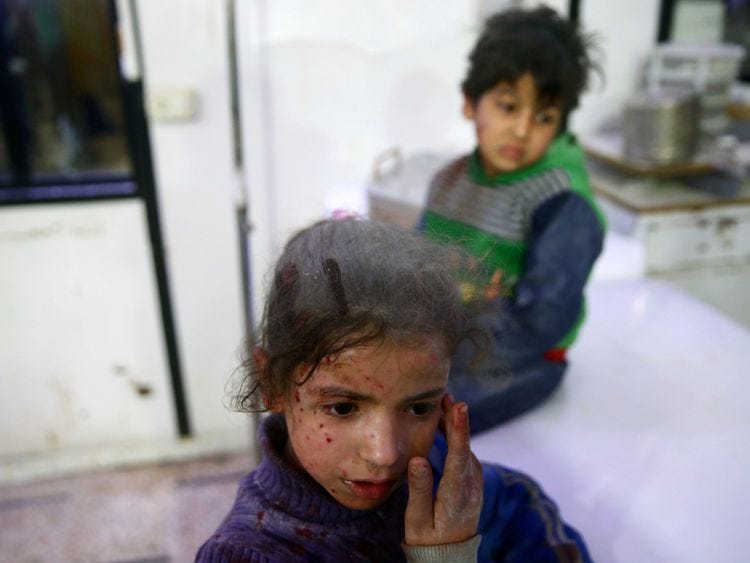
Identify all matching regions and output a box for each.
[358,417,401,470]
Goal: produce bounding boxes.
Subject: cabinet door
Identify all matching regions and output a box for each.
[642,205,750,329]
[642,205,750,273]
[0,199,175,456]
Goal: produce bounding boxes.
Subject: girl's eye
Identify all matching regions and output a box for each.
[408,402,438,416]
[322,403,357,417]
[497,101,515,113]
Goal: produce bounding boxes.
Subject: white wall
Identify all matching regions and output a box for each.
[573,0,662,138]
[237,0,486,316]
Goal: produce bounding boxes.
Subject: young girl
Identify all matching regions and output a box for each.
[196,218,591,562]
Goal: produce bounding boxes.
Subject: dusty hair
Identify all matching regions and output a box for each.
[462,6,602,132]
[232,218,480,412]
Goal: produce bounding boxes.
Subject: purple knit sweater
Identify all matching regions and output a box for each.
[196,414,591,562]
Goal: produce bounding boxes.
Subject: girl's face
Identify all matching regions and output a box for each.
[464,72,562,176]
[276,337,450,511]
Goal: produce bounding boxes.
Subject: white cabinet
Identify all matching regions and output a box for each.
[591,166,750,330]
[0,200,175,458]
[639,206,750,273]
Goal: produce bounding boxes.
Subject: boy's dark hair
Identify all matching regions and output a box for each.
[462,6,600,132]
[234,218,473,412]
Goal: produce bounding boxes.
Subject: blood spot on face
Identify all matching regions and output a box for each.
[282,339,449,511]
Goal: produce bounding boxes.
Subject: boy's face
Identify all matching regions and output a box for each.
[276,337,449,511]
[464,72,562,176]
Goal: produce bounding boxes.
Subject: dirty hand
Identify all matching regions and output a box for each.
[404,394,483,546]
[485,269,504,301]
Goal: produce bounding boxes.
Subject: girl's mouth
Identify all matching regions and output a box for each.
[343,479,397,500]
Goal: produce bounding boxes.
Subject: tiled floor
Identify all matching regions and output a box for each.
[0,451,255,563]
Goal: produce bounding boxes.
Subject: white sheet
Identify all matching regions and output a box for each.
[590,230,645,282]
[471,278,750,563]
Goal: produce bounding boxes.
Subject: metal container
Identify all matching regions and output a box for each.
[366,147,449,228]
[644,42,745,139]
[623,88,700,165]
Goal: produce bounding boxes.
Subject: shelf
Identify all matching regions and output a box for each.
[583,133,716,177]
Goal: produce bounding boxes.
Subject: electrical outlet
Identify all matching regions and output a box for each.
[146,87,200,122]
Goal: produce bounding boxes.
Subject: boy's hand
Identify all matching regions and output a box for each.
[404,395,483,546]
[485,269,504,301]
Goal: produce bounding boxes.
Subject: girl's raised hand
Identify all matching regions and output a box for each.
[404,394,483,546]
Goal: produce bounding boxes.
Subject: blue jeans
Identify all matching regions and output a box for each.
[444,193,603,434]
[448,355,567,435]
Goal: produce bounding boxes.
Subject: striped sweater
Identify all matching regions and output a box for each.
[421,134,604,350]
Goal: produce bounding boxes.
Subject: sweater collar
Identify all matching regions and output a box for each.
[468,133,574,186]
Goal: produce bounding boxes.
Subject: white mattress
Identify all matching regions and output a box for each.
[590,230,645,281]
[471,278,750,563]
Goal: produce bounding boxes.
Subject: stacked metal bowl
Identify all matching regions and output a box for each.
[623,87,700,165]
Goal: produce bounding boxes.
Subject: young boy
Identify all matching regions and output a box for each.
[419,7,605,433]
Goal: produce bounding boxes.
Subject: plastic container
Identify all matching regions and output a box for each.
[644,42,746,138]
[366,147,450,229]
[647,42,745,85]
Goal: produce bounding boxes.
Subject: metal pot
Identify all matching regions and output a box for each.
[623,88,700,165]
